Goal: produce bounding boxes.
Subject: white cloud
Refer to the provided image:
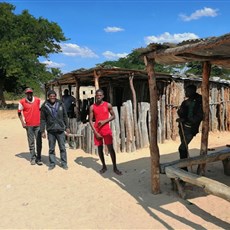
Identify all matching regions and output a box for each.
[104,26,124,33]
[179,7,218,21]
[61,43,98,58]
[144,32,199,44]
[42,60,65,68]
[102,51,128,60]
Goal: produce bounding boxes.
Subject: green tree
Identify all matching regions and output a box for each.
[181,62,230,79]
[98,50,174,73]
[0,3,67,106]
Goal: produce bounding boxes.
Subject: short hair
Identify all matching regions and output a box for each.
[95,89,104,95]
[64,89,69,94]
[47,90,57,97]
[185,84,197,92]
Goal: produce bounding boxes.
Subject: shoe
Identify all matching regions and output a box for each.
[48,165,55,170]
[62,165,68,170]
[36,160,43,166]
[30,159,36,165]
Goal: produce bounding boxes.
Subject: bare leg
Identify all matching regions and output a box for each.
[98,145,107,173]
[107,144,122,175]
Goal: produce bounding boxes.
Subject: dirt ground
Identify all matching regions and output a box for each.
[0,109,229,229]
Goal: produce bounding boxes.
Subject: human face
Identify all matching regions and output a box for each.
[48,93,57,104]
[26,92,33,101]
[95,91,104,104]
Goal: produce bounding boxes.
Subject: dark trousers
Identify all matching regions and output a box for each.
[47,131,67,166]
[178,125,194,171]
[26,126,42,161]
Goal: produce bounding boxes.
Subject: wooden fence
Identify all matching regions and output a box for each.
[67,80,230,153]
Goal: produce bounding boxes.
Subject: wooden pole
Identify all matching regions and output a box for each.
[197,61,211,175]
[109,81,113,104]
[144,56,160,194]
[94,70,100,90]
[129,73,141,149]
[58,83,62,100]
[75,77,80,121]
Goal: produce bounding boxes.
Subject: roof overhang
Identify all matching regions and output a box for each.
[139,33,230,69]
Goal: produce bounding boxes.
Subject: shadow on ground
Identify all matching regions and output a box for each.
[75,145,230,229]
[15,152,63,167]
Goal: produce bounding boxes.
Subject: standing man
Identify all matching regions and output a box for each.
[40,90,70,170]
[18,88,43,165]
[176,84,203,171]
[62,89,76,118]
[89,89,122,175]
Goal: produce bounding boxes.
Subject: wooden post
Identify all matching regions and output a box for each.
[58,83,62,100]
[94,70,101,90]
[198,61,211,175]
[144,56,160,194]
[75,77,80,121]
[129,73,141,149]
[109,81,113,104]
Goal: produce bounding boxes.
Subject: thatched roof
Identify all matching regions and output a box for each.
[138,33,230,69]
[46,67,171,87]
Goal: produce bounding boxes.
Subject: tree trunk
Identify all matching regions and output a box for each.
[0,69,6,107]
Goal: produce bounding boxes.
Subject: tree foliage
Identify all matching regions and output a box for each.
[98,50,174,73]
[0,3,67,105]
[99,50,230,80]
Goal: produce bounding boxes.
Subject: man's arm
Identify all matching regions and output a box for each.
[89,105,96,133]
[18,111,26,128]
[89,105,102,139]
[40,106,47,138]
[18,102,26,128]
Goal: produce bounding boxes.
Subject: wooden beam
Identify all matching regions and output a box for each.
[144,56,160,194]
[165,166,230,201]
[160,149,230,173]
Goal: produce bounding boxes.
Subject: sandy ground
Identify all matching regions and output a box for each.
[0,110,229,229]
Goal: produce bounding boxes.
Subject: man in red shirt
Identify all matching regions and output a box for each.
[89,89,122,175]
[18,88,42,165]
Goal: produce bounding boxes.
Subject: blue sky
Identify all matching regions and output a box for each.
[6,0,230,73]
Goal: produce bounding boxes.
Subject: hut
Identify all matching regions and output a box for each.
[46,66,230,152]
[138,32,230,200]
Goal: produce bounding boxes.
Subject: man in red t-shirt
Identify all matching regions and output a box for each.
[18,88,42,165]
[89,89,122,175]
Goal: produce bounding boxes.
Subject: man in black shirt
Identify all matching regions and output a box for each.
[177,85,203,171]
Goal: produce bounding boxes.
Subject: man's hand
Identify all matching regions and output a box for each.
[95,132,103,140]
[98,120,106,128]
[21,121,26,128]
[66,128,70,135]
[42,132,46,139]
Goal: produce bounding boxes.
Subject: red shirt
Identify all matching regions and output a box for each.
[93,101,111,133]
[18,97,41,126]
